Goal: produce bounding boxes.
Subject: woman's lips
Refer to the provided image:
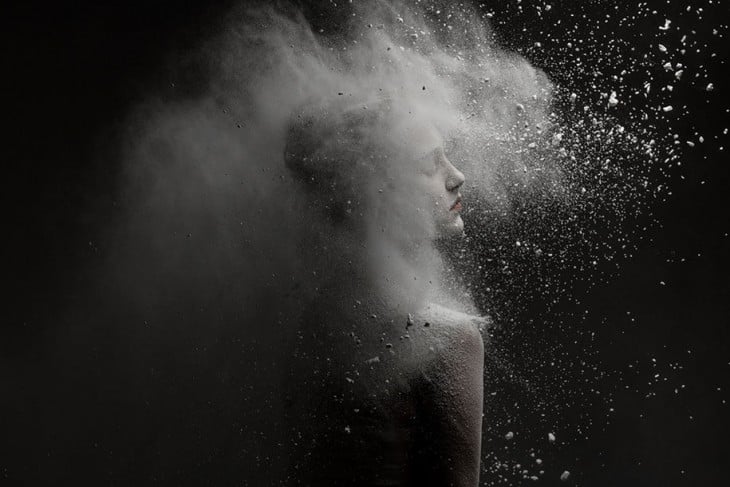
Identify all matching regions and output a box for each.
[450,196,462,212]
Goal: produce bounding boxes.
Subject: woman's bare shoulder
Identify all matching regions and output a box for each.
[402,302,491,366]
[409,303,492,337]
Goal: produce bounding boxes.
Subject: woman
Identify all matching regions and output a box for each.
[283,98,487,487]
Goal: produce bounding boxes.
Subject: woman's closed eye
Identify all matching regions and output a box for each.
[417,149,441,176]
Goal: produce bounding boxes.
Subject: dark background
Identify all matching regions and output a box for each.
[3,0,728,485]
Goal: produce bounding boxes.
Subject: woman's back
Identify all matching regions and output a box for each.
[283,301,487,486]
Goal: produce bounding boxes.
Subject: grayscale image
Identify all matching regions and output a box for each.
[4,1,728,485]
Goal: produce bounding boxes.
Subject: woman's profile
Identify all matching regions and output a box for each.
[282,97,487,486]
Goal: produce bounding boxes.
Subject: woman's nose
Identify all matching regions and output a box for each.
[444,159,465,192]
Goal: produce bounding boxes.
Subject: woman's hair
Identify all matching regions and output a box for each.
[284,100,387,227]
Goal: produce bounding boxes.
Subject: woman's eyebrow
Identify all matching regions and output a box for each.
[415,146,440,161]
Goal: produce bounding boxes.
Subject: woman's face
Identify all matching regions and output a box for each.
[421,146,466,237]
[402,122,465,238]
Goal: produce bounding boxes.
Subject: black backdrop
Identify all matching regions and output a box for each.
[3,1,729,485]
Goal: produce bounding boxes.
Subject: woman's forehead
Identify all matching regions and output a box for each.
[391,121,443,159]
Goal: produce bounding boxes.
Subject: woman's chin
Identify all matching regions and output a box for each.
[438,214,464,238]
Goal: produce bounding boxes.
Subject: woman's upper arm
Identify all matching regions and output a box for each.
[405,320,485,486]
